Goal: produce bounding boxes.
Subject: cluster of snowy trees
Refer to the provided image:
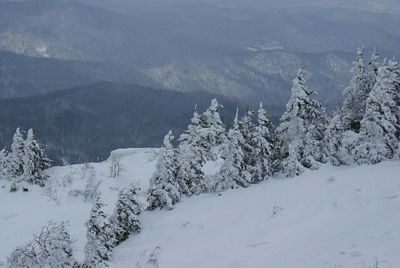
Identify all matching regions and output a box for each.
[80,184,142,267]
[0,128,52,188]
[7,184,142,268]
[147,98,276,210]
[148,47,400,210]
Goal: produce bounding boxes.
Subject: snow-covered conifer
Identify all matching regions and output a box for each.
[280,140,305,177]
[341,47,371,132]
[110,184,141,246]
[275,68,327,176]
[148,131,181,210]
[23,129,52,187]
[251,103,275,182]
[83,197,114,268]
[176,99,228,195]
[0,148,10,179]
[9,128,25,177]
[215,109,250,192]
[177,107,207,196]
[367,48,381,89]
[201,98,226,160]
[353,60,400,164]
[239,110,257,178]
[323,113,345,165]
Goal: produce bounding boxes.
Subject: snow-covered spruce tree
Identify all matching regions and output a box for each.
[110,184,142,246]
[323,112,345,165]
[23,129,52,187]
[353,60,400,164]
[177,107,207,196]
[0,148,10,179]
[201,98,227,160]
[239,109,257,180]
[367,48,381,89]
[251,103,275,182]
[177,99,227,195]
[215,109,251,192]
[147,131,181,210]
[7,221,77,268]
[83,197,114,268]
[341,47,372,132]
[281,139,305,177]
[275,67,328,176]
[9,128,25,177]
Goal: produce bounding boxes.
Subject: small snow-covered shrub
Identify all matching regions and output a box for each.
[9,182,18,193]
[109,156,122,178]
[68,164,100,202]
[7,221,77,268]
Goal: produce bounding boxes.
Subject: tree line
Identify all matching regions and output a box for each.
[148,47,400,210]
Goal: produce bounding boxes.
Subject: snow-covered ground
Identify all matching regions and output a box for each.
[1,148,400,268]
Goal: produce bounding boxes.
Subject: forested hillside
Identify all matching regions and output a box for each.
[0,82,239,164]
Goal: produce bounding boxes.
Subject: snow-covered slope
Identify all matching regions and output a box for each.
[0,148,157,263]
[1,148,399,267]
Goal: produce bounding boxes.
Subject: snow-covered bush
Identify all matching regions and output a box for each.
[68,164,101,202]
[6,221,77,268]
[109,156,122,178]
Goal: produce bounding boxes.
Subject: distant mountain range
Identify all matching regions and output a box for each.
[0,0,399,163]
[0,82,240,164]
[0,51,153,99]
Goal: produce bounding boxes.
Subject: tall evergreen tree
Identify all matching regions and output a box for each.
[23,129,52,186]
[201,98,227,160]
[215,109,251,192]
[83,197,114,268]
[239,110,257,179]
[275,67,327,176]
[251,103,275,182]
[341,47,372,132]
[367,48,381,89]
[177,107,207,196]
[353,60,400,164]
[147,131,181,210]
[9,128,25,177]
[110,184,141,246]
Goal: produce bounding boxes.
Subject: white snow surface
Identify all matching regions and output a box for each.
[1,148,400,268]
